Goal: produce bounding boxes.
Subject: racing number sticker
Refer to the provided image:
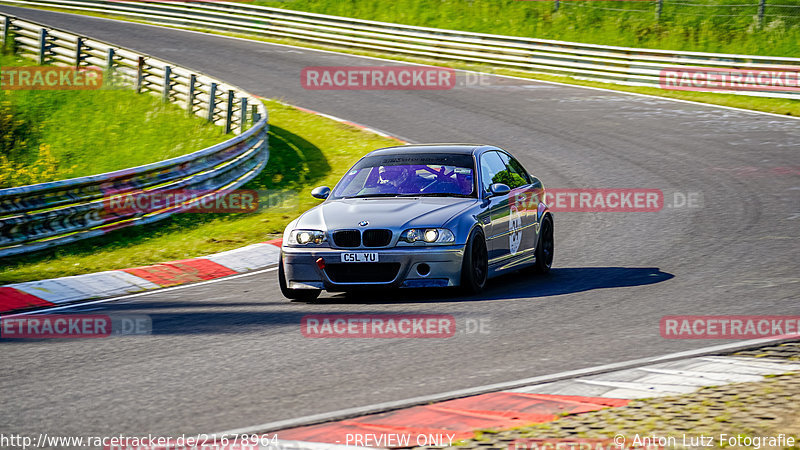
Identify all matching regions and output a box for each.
[509,205,522,255]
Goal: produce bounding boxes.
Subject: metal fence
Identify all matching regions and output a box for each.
[549,0,800,23]
[0,13,269,258]
[1,0,798,99]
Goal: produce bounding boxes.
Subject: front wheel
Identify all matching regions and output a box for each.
[533,215,554,274]
[460,227,488,294]
[279,255,321,301]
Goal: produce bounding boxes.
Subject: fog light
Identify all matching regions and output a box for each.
[417,263,431,276]
[316,257,326,270]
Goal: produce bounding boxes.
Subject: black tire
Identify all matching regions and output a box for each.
[533,215,554,274]
[460,227,489,294]
[279,255,321,301]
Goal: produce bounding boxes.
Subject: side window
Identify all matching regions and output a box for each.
[490,152,529,189]
[479,151,509,194]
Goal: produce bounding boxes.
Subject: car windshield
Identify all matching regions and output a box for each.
[331,153,476,199]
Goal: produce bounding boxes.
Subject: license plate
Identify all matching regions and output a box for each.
[340,252,379,263]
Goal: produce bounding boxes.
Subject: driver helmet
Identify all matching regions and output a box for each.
[378,165,409,186]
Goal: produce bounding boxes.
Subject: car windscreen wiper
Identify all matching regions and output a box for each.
[410,193,474,198]
[344,193,474,199]
[343,193,404,198]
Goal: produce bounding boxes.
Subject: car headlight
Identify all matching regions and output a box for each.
[288,229,327,245]
[399,228,455,245]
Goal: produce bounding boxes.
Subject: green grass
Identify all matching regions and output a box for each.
[0,100,400,284]
[252,0,800,56]
[0,53,226,187]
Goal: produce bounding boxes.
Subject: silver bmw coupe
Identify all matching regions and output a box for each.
[279,144,553,300]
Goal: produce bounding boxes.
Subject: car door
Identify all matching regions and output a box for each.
[496,152,539,262]
[485,151,530,267]
[478,151,513,263]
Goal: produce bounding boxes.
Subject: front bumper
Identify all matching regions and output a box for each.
[281,245,465,290]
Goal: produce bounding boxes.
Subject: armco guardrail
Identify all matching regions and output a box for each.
[0,14,268,258]
[1,0,798,98]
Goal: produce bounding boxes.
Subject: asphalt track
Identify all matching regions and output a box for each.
[1,5,798,440]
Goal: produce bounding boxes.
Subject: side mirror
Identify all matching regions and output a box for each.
[489,183,511,197]
[311,186,331,200]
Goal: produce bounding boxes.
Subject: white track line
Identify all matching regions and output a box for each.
[271,100,413,143]
[7,5,799,122]
[1,267,278,318]
[212,335,799,436]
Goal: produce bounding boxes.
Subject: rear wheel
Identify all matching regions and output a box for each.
[279,255,321,301]
[533,215,554,274]
[460,227,488,294]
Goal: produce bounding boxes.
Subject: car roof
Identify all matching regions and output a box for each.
[367,144,498,156]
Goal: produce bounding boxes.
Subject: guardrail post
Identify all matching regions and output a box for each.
[2,16,10,54]
[554,0,560,12]
[251,104,260,124]
[75,37,84,67]
[207,82,218,123]
[106,48,115,70]
[224,90,234,134]
[104,48,116,87]
[135,56,145,93]
[188,74,197,116]
[240,97,248,133]
[162,65,172,103]
[38,28,47,65]
[105,47,115,79]
[758,0,766,26]
[656,0,663,19]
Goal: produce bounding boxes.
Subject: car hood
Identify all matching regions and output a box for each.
[296,197,477,231]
